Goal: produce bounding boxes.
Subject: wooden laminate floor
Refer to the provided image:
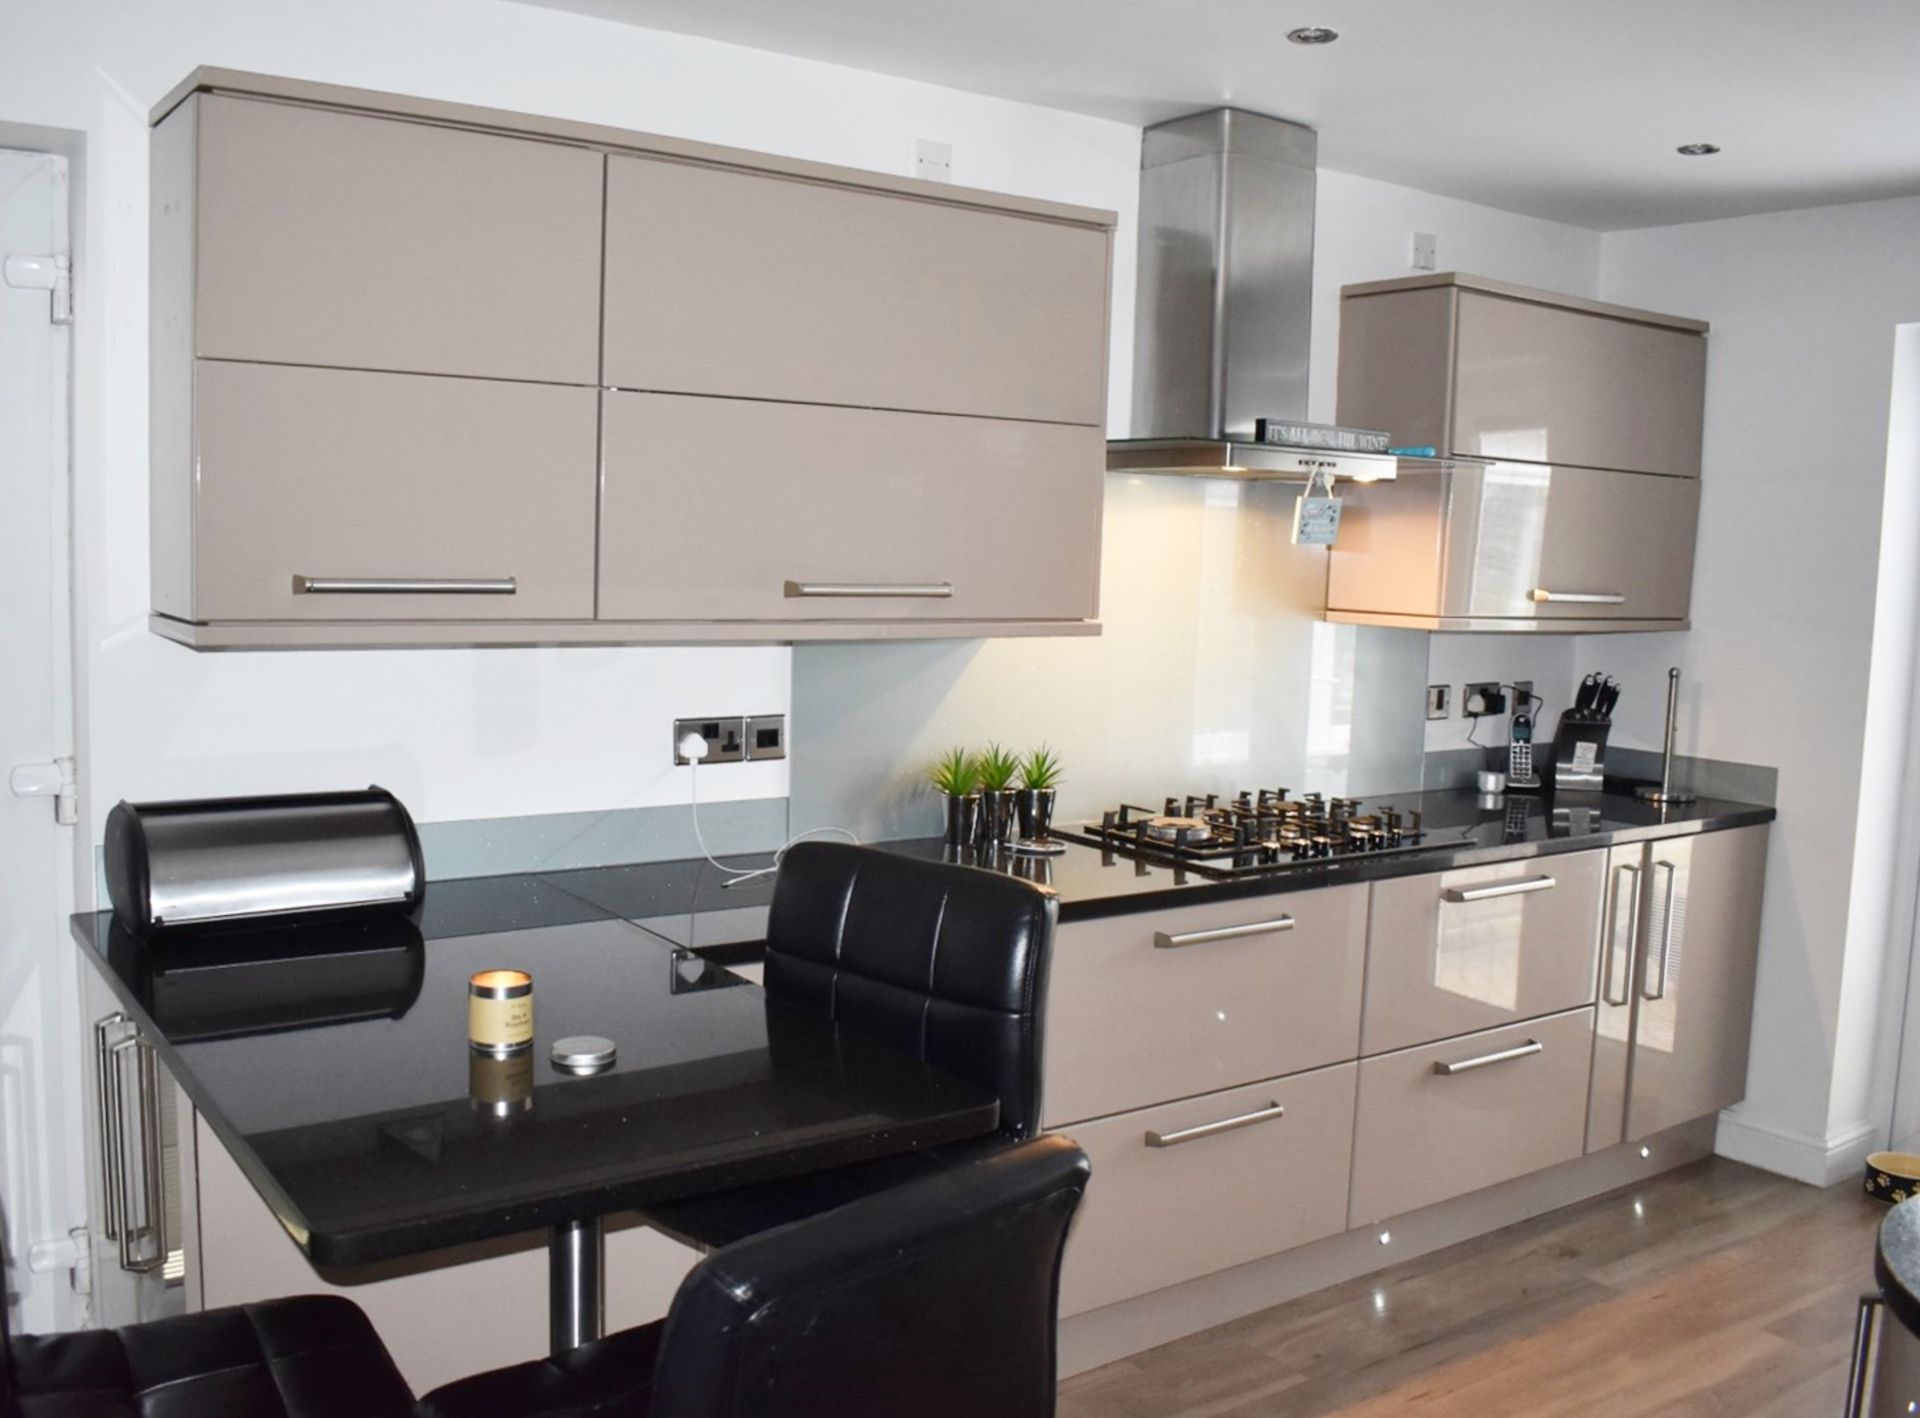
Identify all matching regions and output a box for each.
[1058,1158,1881,1417]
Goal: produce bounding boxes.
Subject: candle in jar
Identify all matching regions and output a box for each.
[468,969,533,1055]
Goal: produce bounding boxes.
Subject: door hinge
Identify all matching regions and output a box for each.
[28,1228,91,1294]
[2,252,73,324]
[10,755,77,825]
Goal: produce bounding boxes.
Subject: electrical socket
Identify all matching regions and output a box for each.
[1463,682,1507,717]
[1513,680,1534,711]
[674,717,746,766]
[745,714,786,761]
[1426,684,1450,720]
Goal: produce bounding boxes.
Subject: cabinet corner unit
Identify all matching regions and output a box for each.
[1327,273,1707,633]
[148,69,1116,650]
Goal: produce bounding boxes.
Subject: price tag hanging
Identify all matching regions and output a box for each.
[1291,463,1343,546]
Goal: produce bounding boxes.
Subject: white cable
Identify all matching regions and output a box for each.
[682,734,858,888]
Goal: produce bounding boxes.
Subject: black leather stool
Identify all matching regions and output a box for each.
[642,841,1058,1250]
[420,1133,1091,1418]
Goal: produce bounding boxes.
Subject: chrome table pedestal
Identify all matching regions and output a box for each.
[549,1217,605,1355]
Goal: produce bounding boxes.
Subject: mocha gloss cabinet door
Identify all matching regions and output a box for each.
[1624,826,1768,1139]
[1362,850,1605,1055]
[602,155,1110,425]
[597,392,1103,624]
[182,94,603,384]
[1041,883,1368,1127]
[1451,290,1706,477]
[186,363,599,622]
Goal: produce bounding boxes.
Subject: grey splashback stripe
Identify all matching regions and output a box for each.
[418,799,790,880]
[93,797,792,899]
[1423,746,1776,804]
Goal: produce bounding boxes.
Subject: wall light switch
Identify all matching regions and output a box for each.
[1411,231,1438,271]
[1426,684,1450,720]
[914,138,953,183]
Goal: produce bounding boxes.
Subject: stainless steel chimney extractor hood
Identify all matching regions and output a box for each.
[1108,107,1396,482]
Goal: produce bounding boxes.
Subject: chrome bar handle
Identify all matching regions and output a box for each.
[1528,589,1627,605]
[292,576,517,595]
[1442,875,1555,904]
[1847,1293,1883,1418]
[1433,1040,1543,1076]
[106,1031,148,1271]
[93,1013,127,1242]
[1643,860,1679,1001]
[1145,1101,1284,1148]
[1154,916,1295,949]
[121,1039,167,1274]
[783,581,954,599]
[1603,864,1641,1007]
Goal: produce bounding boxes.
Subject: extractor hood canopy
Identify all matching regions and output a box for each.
[1110,107,1396,482]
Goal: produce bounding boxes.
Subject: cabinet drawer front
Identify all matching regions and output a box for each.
[1443,464,1698,623]
[598,393,1102,623]
[1043,885,1367,1127]
[191,363,598,622]
[191,95,602,384]
[1363,851,1605,1055]
[1349,1008,1593,1225]
[603,156,1110,425]
[1057,1065,1356,1316]
[1451,291,1705,476]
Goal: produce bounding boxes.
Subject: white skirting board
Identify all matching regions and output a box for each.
[1056,1115,1718,1380]
[1713,1106,1880,1187]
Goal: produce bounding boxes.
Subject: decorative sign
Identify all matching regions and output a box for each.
[1293,491,1343,546]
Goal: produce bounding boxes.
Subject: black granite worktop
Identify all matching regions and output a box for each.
[536,787,1774,951]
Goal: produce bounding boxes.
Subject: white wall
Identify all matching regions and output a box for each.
[0,0,1141,850]
[1590,196,1920,1182]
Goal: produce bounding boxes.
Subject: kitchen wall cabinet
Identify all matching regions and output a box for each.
[1329,273,1706,633]
[1362,850,1604,1055]
[1588,825,1768,1148]
[599,393,1103,626]
[1336,274,1707,477]
[1041,884,1368,1128]
[148,69,1115,649]
[167,93,604,385]
[173,364,600,623]
[602,155,1110,426]
[1325,461,1700,632]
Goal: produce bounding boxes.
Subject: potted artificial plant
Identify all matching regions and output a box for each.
[1016,745,1063,844]
[930,748,981,847]
[974,743,1023,848]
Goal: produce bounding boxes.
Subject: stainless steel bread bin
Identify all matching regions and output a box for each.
[104,787,424,936]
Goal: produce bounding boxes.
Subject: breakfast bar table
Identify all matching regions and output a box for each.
[72,898,1000,1354]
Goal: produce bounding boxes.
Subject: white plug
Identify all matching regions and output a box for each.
[679,731,710,762]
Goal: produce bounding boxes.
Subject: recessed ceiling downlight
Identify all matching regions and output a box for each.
[1287,26,1340,44]
[1676,143,1722,156]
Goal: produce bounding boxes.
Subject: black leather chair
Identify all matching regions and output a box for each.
[643,841,1058,1250]
[418,1132,1091,1418]
[1,1284,415,1417]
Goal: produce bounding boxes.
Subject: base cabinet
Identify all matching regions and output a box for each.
[1058,1065,1357,1316]
[1349,1008,1595,1225]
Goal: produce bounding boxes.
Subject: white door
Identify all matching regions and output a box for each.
[0,148,84,1333]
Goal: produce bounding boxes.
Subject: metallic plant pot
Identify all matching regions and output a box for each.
[976,789,1019,848]
[943,792,982,847]
[1015,787,1058,841]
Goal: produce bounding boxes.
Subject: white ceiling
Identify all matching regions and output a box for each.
[515,0,1920,230]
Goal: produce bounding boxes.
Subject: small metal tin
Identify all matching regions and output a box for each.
[550,1035,617,1076]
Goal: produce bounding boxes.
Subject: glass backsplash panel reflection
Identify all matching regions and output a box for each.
[790,475,1428,842]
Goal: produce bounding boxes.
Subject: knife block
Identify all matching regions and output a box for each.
[1551,712,1611,792]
